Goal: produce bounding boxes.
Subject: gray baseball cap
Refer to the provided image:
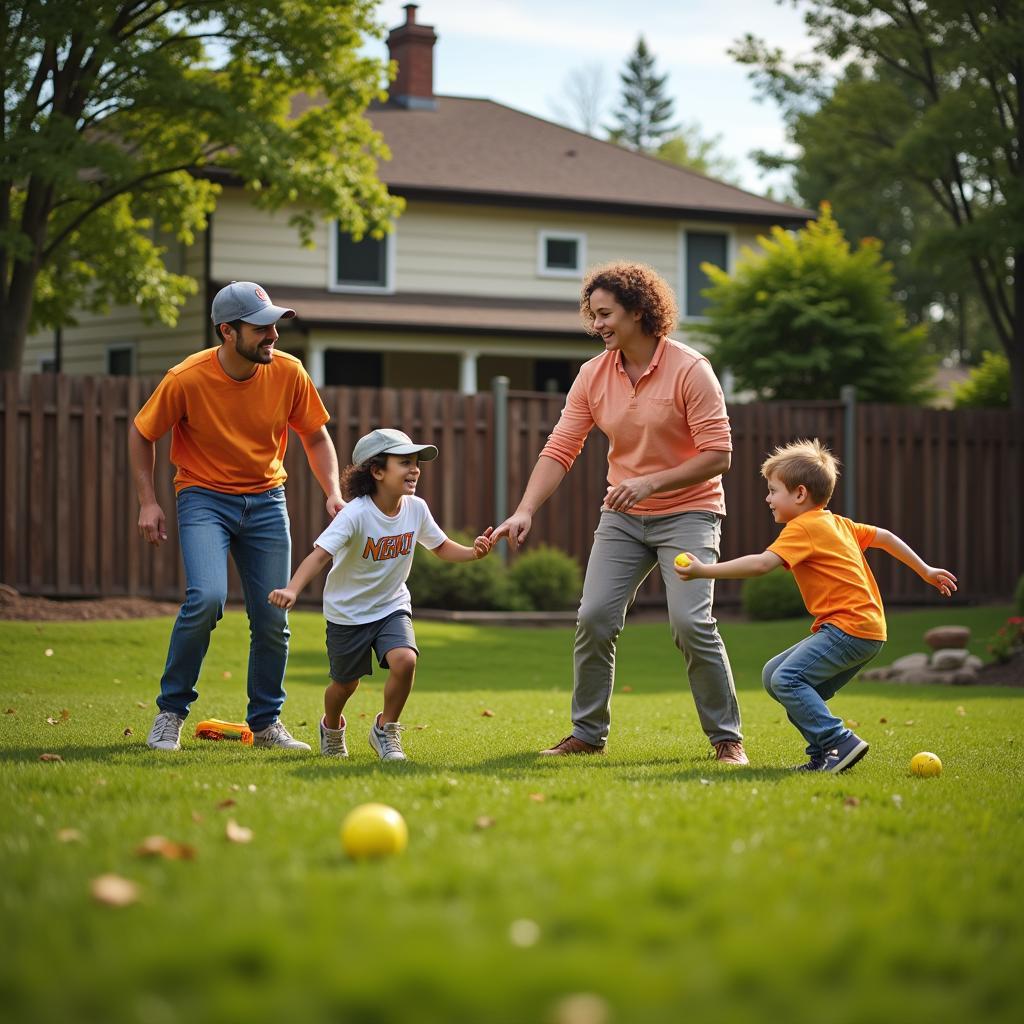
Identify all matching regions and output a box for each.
[352,428,438,466]
[211,281,295,326]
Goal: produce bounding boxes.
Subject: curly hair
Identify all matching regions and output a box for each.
[580,262,679,338]
[340,454,388,501]
[760,438,839,506]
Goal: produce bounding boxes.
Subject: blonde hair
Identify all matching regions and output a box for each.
[760,438,839,506]
[580,262,678,338]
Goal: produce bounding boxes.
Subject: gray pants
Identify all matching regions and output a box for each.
[571,509,742,747]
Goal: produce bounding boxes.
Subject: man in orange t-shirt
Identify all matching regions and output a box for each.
[676,438,956,773]
[129,281,343,753]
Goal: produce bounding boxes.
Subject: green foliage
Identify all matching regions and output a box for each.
[0,1,403,369]
[731,1,1024,408]
[407,531,529,612]
[740,569,807,621]
[952,351,1011,408]
[656,122,741,184]
[700,203,937,402]
[507,546,583,612]
[986,616,1024,664]
[606,36,676,153]
[0,605,1020,1023]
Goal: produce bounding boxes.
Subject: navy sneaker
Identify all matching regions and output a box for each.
[824,733,869,773]
[794,753,828,772]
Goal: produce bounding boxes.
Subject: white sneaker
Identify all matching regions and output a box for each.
[251,721,311,751]
[369,714,407,761]
[147,711,185,751]
[320,716,349,757]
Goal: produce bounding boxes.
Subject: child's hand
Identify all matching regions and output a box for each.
[924,566,957,597]
[267,588,297,610]
[673,553,706,581]
[474,527,494,559]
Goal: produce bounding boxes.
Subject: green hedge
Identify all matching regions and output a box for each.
[740,569,807,621]
[507,546,583,611]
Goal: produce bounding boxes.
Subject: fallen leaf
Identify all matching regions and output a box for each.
[528,792,546,802]
[474,816,496,830]
[844,797,861,808]
[879,717,888,723]
[621,685,633,693]
[44,648,54,657]
[904,720,915,726]
[135,702,147,709]
[39,752,63,762]
[481,709,495,717]
[230,784,240,792]
[891,794,904,807]
[414,724,430,730]
[225,820,253,844]
[296,720,307,727]
[45,717,58,726]
[699,778,712,785]
[56,828,82,843]
[247,784,257,793]
[122,728,133,737]
[845,719,859,728]
[135,835,196,860]
[4,708,15,715]
[221,670,232,679]
[91,874,139,907]
[956,706,967,716]
[191,811,204,823]
[215,798,237,810]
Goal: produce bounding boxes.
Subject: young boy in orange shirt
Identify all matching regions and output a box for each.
[675,439,956,773]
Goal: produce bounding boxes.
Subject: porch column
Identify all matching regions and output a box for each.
[306,340,326,388]
[459,349,479,395]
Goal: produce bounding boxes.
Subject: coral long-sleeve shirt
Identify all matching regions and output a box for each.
[539,337,732,516]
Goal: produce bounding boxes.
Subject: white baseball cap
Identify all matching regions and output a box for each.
[352,428,438,465]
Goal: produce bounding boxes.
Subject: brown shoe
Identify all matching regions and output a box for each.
[714,740,749,765]
[539,735,605,756]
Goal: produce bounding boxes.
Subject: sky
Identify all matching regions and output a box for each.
[367,0,819,196]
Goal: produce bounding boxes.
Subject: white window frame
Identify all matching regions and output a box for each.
[679,226,737,321]
[328,221,396,294]
[537,230,587,279]
[106,342,136,376]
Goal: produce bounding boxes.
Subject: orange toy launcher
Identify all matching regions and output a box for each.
[194,718,254,745]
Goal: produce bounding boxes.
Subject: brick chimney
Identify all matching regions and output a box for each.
[387,4,438,110]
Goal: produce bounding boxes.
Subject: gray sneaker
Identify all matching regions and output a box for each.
[147,711,186,751]
[320,716,349,758]
[369,715,407,761]
[251,721,311,751]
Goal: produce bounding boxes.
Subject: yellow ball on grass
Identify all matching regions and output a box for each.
[340,803,408,860]
[910,751,942,777]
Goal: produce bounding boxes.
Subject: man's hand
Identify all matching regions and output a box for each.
[491,512,533,553]
[267,587,297,610]
[138,502,167,546]
[603,476,654,513]
[473,527,494,559]
[326,492,344,518]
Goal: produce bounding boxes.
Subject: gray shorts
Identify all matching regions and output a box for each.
[325,611,418,683]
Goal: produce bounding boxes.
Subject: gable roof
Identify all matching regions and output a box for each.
[361,96,811,226]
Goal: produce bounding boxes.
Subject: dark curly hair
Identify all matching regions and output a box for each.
[340,454,388,500]
[580,262,679,338]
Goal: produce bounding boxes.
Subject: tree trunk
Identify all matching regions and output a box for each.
[0,259,38,372]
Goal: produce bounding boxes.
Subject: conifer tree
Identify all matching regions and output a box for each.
[607,37,676,153]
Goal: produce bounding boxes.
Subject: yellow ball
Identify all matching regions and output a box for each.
[910,751,942,777]
[674,552,691,568]
[340,803,408,860]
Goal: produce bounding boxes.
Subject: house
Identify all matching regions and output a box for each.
[24,4,811,393]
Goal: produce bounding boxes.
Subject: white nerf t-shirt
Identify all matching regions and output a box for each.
[314,494,447,625]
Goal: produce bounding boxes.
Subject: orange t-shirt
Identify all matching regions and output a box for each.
[767,509,886,641]
[134,348,329,494]
[539,337,732,516]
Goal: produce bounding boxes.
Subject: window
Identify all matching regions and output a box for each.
[324,350,383,388]
[533,359,576,394]
[684,231,729,318]
[538,231,586,277]
[107,344,135,376]
[331,224,394,292]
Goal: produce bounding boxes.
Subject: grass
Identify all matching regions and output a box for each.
[1,604,1022,1024]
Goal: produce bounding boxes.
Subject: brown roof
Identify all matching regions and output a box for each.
[360,96,811,225]
[266,286,586,338]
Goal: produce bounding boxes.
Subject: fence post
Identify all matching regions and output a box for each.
[492,376,509,562]
[840,385,857,519]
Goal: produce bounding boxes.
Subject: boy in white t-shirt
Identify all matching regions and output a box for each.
[268,428,493,761]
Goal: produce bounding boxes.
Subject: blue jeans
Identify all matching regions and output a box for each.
[156,486,291,732]
[762,624,883,755]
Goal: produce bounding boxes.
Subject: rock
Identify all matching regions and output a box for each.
[931,648,970,670]
[952,669,978,685]
[0,583,20,604]
[966,655,984,670]
[891,653,930,672]
[924,626,970,650]
[861,667,892,680]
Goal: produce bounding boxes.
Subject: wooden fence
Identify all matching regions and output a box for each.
[2,372,1022,608]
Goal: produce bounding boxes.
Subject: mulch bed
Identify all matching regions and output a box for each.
[0,587,180,622]
[970,651,1024,686]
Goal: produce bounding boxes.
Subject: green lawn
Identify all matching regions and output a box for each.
[2,605,1022,1024]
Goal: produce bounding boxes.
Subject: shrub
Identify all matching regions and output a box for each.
[741,569,806,621]
[507,546,583,612]
[406,530,528,611]
[951,351,1010,408]
[987,617,1024,664]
